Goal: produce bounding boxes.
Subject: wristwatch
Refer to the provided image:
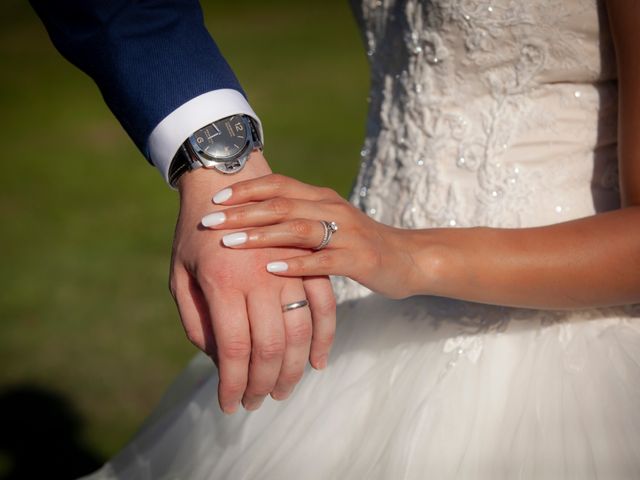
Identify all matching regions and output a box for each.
[168,114,263,187]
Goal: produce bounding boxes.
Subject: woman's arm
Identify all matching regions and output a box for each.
[406,209,640,308]
[200,175,640,309]
[418,0,640,308]
[413,0,640,309]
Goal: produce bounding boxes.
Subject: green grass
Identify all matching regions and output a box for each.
[0,1,368,476]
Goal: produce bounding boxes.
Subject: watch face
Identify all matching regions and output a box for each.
[192,115,249,159]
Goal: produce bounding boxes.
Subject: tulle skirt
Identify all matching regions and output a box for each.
[84,294,640,479]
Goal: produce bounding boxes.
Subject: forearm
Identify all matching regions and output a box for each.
[408,207,640,309]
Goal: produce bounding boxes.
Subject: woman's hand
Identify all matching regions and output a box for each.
[200,174,421,299]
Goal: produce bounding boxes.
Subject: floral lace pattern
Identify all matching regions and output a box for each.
[348,0,617,228]
[336,0,619,304]
[333,0,629,368]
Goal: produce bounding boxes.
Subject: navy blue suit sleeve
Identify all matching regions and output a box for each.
[30,0,245,159]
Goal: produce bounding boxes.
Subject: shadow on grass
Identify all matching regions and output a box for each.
[0,385,103,480]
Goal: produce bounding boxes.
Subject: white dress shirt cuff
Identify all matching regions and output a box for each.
[148,89,263,186]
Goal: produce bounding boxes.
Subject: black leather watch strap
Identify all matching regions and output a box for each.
[168,144,194,188]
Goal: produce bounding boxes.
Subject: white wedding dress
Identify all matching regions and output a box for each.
[86,0,640,478]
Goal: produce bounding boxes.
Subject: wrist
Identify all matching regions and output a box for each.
[148,92,263,185]
[376,226,432,298]
[403,228,456,297]
[177,150,271,208]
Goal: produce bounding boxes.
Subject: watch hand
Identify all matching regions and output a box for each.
[205,125,222,140]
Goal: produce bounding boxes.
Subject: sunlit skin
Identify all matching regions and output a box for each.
[172,151,336,414]
[203,0,640,310]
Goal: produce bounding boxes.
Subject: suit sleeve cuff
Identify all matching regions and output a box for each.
[147,89,263,186]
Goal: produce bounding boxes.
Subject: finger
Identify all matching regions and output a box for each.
[243,289,286,411]
[212,173,338,205]
[303,276,336,370]
[272,282,313,401]
[265,250,351,278]
[221,219,343,251]
[171,267,217,361]
[202,198,332,230]
[204,287,251,415]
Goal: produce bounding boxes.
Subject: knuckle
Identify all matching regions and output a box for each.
[336,201,353,217]
[254,339,286,362]
[315,252,334,268]
[231,206,249,223]
[286,320,313,345]
[168,278,179,299]
[184,328,203,349]
[269,197,292,217]
[196,273,213,292]
[219,339,251,361]
[251,229,267,243]
[290,219,313,238]
[283,258,301,274]
[246,385,271,397]
[315,331,336,349]
[313,295,337,317]
[278,370,304,386]
[232,182,246,197]
[222,379,246,398]
[198,273,216,291]
[198,266,233,289]
[269,174,288,192]
[320,187,339,200]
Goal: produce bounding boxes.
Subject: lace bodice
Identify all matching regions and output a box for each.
[348,0,618,231]
[336,0,619,302]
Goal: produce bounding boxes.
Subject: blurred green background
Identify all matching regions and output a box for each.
[0,1,368,477]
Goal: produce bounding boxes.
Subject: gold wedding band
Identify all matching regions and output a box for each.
[282,299,309,312]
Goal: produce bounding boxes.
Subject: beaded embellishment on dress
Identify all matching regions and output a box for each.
[349,0,618,231]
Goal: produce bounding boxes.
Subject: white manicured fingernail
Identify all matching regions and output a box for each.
[222,232,247,247]
[266,261,289,273]
[201,212,226,227]
[213,188,232,204]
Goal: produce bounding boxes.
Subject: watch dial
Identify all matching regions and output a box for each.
[193,115,248,159]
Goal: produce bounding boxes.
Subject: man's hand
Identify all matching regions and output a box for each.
[169,152,336,413]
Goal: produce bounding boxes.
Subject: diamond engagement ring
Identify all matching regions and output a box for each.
[282,299,309,313]
[313,221,338,251]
